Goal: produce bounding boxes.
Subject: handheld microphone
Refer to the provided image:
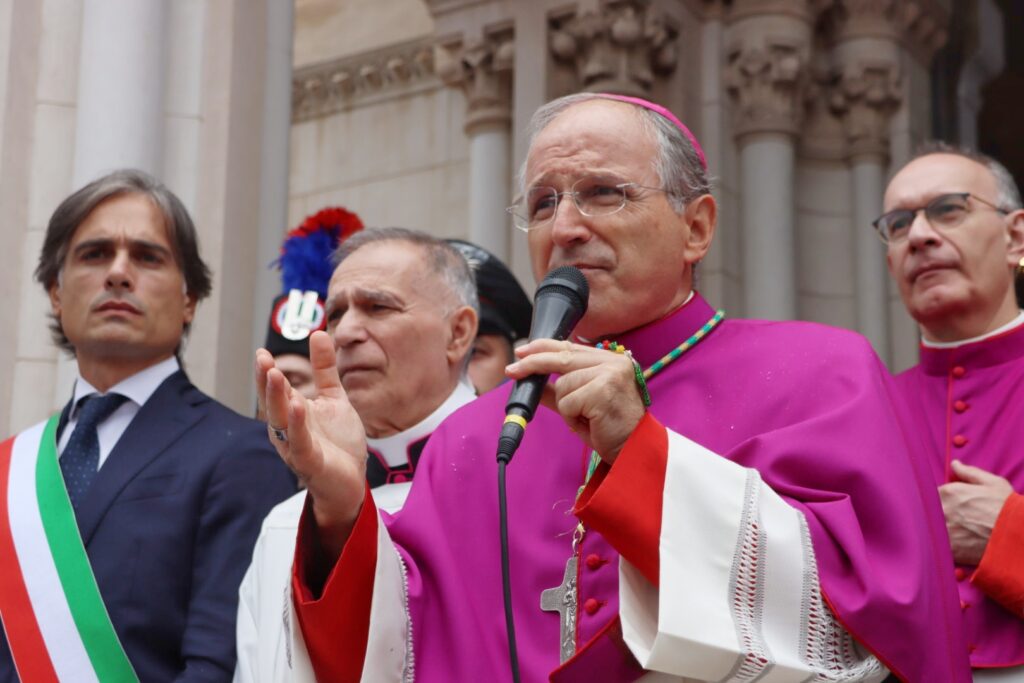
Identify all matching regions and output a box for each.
[496,266,589,464]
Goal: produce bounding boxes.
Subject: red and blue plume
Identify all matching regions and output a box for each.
[276,207,364,298]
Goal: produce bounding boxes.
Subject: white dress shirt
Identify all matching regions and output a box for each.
[56,356,180,469]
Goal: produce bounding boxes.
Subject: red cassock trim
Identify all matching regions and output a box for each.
[292,484,379,683]
[574,412,668,588]
[973,492,1024,616]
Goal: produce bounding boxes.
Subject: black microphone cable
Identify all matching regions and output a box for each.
[497,457,520,683]
[495,266,589,682]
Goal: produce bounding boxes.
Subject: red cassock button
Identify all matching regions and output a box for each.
[953,400,968,413]
[953,435,968,447]
[952,366,966,378]
[961,600,971,610]
[954,568,967,581]
[583,598,601,615]
[585,554,603,570]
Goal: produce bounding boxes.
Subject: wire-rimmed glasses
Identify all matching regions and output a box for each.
[872,192,1009,244]
[506,175,671,233]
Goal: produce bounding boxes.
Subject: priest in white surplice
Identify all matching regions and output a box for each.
[235,230,479,681]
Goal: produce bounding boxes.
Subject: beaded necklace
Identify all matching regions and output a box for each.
[579,308,725,497]
[541,308,725,663]
[642,309,725,380]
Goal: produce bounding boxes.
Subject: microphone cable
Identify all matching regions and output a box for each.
[498,458,521,683]
[494,266,589,682]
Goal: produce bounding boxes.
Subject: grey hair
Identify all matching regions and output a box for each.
[518,93,711,212]
[334,227,479,316]
[911,141,1022,211]
[35,168,212,355]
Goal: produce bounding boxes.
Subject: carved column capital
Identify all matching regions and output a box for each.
[548,0,678,96]
[437,35,514,135]
[828,58,901,160]
[725,36,810,138]
[798,60,848,161]
[725,4,812,140]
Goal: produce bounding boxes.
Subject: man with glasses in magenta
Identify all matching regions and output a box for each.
[258,94,970,681]
[879,144,1024,678]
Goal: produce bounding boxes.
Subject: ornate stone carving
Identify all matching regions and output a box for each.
[828,59,901,159]
[725,37,809,138]
[436,35,514,135]
[548,0,678,96]
[798,59,848,161]
[814,0,923,160]
[826,0,948,64]
[291,39,437,123]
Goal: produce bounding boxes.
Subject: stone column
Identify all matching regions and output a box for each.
[831,49,902,359]
[58,0,169,408]
[957,0,1004,148]
[697,0,730,307]
[73,0,168,184]
[187,0,281,413]
[828,1,921,363]
[726,0,812,320]
[439,37,514,261]
[251,0,295,364]
[0,0,45,435]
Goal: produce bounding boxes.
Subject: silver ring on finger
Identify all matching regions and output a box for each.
[269,424,289,443]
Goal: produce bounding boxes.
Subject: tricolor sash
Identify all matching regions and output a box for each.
[0,416,138,682]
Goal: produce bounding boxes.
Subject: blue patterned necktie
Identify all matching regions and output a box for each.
[60,393,128,509]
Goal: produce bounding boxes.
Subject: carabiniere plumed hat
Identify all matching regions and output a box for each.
[265,207,364,357]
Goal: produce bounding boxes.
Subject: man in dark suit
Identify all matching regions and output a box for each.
[0,169,295,681]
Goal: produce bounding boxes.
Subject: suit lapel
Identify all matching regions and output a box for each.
[75,370,206,545]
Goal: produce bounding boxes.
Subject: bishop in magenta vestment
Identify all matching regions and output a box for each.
[290,294,970,682]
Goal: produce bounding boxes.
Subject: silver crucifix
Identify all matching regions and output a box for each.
[540,555,578,663]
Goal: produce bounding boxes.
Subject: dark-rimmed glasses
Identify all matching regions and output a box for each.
[872,192,1008,244]
[506,175,672,233]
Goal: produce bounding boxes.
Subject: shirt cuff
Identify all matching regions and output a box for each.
[292,484,379,682]
[574,412,667,587]
[972,491,1024,616]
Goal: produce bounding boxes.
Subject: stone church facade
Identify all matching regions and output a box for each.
[0,0,1014,434]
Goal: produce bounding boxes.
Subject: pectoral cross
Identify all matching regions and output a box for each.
[540,555,578,663]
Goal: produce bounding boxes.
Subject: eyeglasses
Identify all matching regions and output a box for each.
[506,175,672,232]
[872,192,1008,244]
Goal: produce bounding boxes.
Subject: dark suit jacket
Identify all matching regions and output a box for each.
[0,370,296,682]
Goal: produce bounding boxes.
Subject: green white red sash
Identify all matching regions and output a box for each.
[0,415,138,682]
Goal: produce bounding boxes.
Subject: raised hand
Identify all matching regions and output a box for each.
[505,339,647,463]
[939,459,1014,566]
[256,330,367,561]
